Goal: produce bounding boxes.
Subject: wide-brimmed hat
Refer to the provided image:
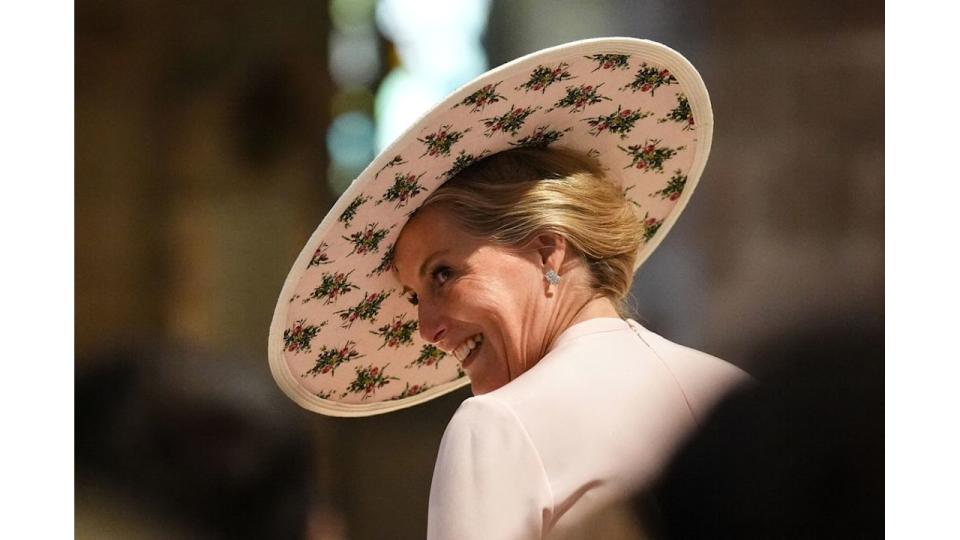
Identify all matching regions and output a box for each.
[269,37,713,416]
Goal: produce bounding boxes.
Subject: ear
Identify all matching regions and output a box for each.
[527,232,567,273]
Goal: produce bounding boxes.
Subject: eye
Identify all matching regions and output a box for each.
[406,292,419,305]
[432,265,452,286]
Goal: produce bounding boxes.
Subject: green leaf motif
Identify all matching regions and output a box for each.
[509,125,573,149]
[407,344,447,369]
[584,53,630,72]
[338,194,373,228]
[658,93,694,131]
[341,364,399,400]
[343,222,392,256]
[375,155,408,179]
[418,124,470,157]
[335,290,392,328]
[368,243,396,278]
[304,270,357,305]
[548,83,611,113]
[307,241,332,268]
[622,185,643,210]
[456,81,507,112]
[620,63,678,96]
[283,318,327,353]
[371,315,419,350]
[391,381,431,400]
[584,105,653,138]
[303,340,364,377]
[481,105,540,137]
[642,213,664,242]
[618,139,685,173]
[440,149,491,180]
[651,170,688,201]
[516,62,575,93]
[379,172,427,209]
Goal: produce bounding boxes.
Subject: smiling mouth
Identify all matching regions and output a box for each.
[453,333,483,368]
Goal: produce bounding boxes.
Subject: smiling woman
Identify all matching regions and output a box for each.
[393,147,750,539]
[392,148,640,395]
[268,38,752,538]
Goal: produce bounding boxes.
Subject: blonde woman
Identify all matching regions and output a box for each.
[269,38,750,538]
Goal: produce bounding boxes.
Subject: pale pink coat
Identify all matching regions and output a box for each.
[426,317,750,539]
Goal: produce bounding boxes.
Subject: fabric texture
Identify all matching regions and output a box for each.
[426,317,749,539]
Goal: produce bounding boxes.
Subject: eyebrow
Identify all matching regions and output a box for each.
[398,248,451,295]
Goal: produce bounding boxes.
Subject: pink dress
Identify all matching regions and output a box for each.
[426,317,751,539]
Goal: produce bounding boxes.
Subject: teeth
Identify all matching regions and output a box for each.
[453,334,483,361]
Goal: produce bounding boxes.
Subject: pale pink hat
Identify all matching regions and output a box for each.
[269,37,713,416]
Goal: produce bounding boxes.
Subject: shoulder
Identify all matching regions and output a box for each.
[630,321,753,421]
[439,395,531,450]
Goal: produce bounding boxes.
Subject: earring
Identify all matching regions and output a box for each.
[544,269,561,285]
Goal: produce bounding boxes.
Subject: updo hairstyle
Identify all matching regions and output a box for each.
[417,147,645,316]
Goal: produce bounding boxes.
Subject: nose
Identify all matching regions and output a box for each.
[417,302,447,345]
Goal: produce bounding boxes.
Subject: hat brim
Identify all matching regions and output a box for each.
[269,37,713,416]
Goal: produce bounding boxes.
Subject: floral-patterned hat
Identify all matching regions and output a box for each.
[269,37,713,416]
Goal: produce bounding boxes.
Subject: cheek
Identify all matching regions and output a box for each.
[457,271,530,313]
[439,252,540,327]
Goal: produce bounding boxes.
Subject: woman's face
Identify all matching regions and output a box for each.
[393,204,551,394]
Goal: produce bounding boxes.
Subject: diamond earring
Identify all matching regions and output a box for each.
[544,269,561,285]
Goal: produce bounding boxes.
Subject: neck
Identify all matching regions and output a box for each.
[568,295,621,326]
[539,290,620,360]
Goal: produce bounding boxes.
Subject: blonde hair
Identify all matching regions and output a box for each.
[418,147,645,317]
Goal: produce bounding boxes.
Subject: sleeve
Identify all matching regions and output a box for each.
[427,396,554,540]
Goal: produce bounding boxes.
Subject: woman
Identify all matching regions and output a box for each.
[398,147,749,539]
[268,38,750,538]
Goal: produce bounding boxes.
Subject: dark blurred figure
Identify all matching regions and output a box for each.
[641,311,883,539]
[76,342,330,539]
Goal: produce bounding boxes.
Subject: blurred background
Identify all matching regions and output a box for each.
[76,0,883,538]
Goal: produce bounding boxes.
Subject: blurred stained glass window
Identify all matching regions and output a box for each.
[326,0,491,194]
